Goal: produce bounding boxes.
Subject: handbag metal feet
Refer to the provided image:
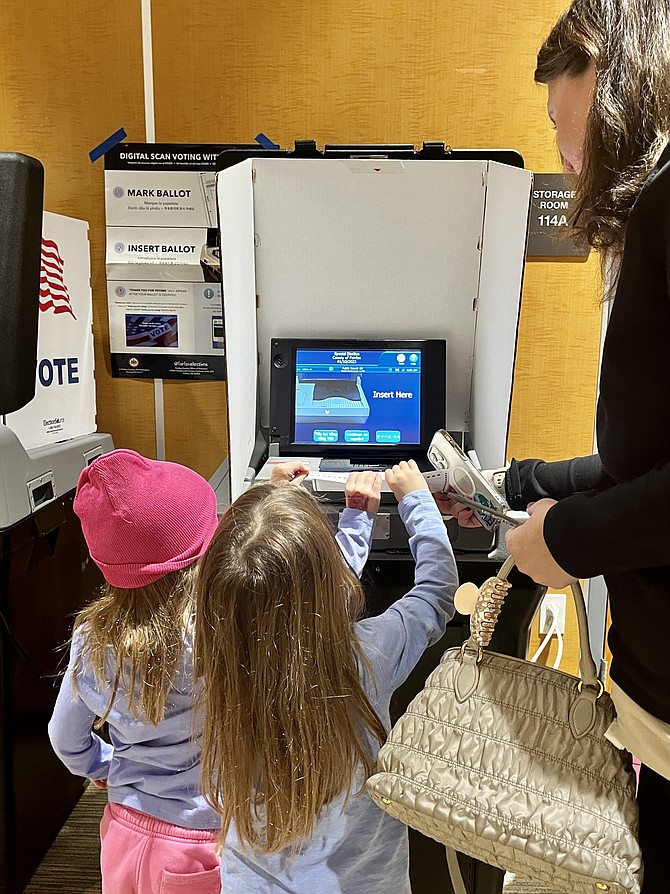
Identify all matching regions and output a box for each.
[367,556,642,894]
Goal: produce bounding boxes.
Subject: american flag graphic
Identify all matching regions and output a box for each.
[40,237,76,319]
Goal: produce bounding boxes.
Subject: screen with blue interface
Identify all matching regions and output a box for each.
[293,347,421,447]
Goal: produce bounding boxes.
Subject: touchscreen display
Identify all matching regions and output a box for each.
[293,348,421,447]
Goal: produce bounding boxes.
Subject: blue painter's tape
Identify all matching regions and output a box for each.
[89,127,128,162]
[255,132,279,150]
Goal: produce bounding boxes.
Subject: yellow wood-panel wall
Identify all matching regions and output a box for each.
[2,0,605,668]
[0,0,157,459]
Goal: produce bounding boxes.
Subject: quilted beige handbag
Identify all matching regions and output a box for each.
[367,556,642,894]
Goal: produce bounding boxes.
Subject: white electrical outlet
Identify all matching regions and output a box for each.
[539,593,567,635]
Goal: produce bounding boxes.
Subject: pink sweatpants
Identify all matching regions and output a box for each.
[100,802,221,894]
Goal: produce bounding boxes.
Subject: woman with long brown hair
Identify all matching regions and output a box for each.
[498,1,670,890]
[195,459,457,893]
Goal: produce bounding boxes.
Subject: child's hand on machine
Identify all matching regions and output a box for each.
[385,459,429,501]
[270,460,310,486]
[345,471,382,514]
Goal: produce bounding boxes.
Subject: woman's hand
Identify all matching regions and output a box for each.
[434,489,481,527]
[269,460,310,486]
[345,471,382,514]
[385,459,429,502]
[433,469,501,528]
[505,498,577,588]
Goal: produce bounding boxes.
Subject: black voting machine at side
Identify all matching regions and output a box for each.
[0,152,110,894]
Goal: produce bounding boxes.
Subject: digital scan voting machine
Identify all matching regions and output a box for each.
[214,144,544,894]
[268,337,446,466]
[214,146,533,522]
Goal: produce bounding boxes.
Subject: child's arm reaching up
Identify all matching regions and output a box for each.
[271,461,380,578]
[336,471,382,578]
[356,459,458,695]
[269,460,310,486]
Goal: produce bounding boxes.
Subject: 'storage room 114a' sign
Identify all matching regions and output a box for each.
[526,172,589,258]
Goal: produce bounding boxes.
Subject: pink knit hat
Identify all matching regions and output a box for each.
[73,449,219,588]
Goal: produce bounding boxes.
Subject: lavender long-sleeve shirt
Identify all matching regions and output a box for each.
[48,506,377,830]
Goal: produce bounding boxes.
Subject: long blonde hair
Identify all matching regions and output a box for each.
[194,483,386,853]
[535,0,670,255]
[72,566,196,727]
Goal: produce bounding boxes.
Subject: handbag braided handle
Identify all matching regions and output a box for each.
[467,555,600,690]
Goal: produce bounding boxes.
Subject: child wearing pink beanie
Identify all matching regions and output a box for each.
[48,450,381,894]
[49,449,222,894]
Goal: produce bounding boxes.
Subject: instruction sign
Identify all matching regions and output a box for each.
[104,143,234,379]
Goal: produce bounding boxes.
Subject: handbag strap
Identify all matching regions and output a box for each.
[494,556,599,688]
[445,846,469,894]
[459,556,602,707]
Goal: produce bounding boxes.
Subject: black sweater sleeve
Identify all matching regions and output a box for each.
[543,460,670,578]
[505,454,614,510]
[507,455,670,579]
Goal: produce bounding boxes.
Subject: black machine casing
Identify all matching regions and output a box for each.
[0,427,115,894]
[0,481,104,892]
[216,139,524,172]
[0,153,44,416]
[0,151,115,893]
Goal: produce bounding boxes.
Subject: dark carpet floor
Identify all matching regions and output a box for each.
[23,783,105,893]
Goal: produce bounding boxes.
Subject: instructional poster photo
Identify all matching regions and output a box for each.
[104,143,229,380]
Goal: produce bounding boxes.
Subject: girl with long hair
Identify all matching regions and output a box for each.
[48,451,379,894]
[194,459,457,894]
